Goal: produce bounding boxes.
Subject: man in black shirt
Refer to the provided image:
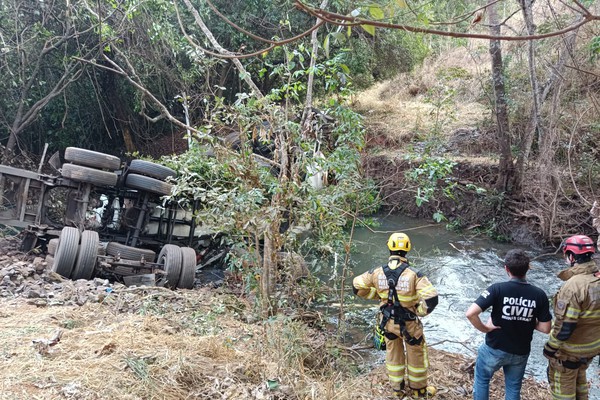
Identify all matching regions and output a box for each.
[465,249,552,400]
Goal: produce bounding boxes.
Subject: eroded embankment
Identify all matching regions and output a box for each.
[361,154,530,241]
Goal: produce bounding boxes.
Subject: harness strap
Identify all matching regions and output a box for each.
[381,263,423,345]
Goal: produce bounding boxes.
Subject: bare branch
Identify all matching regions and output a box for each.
[205,0,274,44]
[75,51,203,138]
[294,0,599,41]
[407,0,503,27]
[569,0,593,15]
[177,0,263,97]
[175,0,325,60]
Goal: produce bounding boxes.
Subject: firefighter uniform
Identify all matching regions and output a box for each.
[353,255,438,392]
[545,260,600,400]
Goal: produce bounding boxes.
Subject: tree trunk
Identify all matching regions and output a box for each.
[489,4,514,192]
[538,27,579,159]
[514,0,542,191]
[101,65,137,153]
[260,220,279,317]
[300,0,328,139]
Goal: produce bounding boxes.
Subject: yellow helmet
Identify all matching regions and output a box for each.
[387,232,411,252]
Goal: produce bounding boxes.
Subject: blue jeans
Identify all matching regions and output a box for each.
[473,343,530,400]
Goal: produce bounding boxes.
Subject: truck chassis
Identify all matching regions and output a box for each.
[0,147,220,289]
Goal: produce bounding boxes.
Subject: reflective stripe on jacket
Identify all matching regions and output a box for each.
[352,256,438,317]
[548,260,600,359]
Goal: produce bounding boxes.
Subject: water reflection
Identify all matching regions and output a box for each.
[347,214,599,397]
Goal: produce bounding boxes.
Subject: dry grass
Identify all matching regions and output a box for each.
[0,288,271,400]
[0,285,553,400]
[353,47,491,148]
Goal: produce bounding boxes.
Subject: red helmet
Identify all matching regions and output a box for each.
[562,235,596,255]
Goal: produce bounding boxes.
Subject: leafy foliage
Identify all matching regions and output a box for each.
[405,155,457,222]
[160,46,379,285]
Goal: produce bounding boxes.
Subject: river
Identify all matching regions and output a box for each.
[346,214,599,399]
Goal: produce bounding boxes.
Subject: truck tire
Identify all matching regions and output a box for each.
[106,242,156,263]
[71,230,99,280]
[125,174,172,196]
[129,160,176,181]
[53,227,80,278]
[177,247,197,289]
[65,147,121,170]
[157,244,182,289]
[62,163,118,187]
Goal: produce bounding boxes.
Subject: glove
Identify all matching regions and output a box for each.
[543,343,559,359]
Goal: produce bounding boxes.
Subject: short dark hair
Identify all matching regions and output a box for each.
[504,249,530,277]
[572,253,593,264]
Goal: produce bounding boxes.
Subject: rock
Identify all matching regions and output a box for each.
[34,263,46,273]
[32,257,44,268]
[46,271,65,283]
[276,251,309,282]
[26,289,42,298]
[75,295,88,306]
[18,266,35,277]
[93,278,109,287]
[27,298,48,307]
[1,275,15,286]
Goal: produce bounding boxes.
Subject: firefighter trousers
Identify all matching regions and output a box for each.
[547,357,591,400]
[383,318,428,391]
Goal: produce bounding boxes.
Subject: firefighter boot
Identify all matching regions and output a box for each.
[411,386,437,398]
[393,382,406,398]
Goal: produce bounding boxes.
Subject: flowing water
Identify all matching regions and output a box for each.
[344,214,599,398]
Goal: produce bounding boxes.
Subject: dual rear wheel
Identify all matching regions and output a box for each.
[51,227,98,280]
[50,230,197,289]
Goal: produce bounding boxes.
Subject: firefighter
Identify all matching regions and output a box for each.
[353,232,439,398]
[543,234,600,400]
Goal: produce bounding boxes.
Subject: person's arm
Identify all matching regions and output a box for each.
[465,303,499,334]
[535,292,552,334]
[544,288,578,358]
[536,320,551,334]
[352,268,380,300]
[414,272,438,316]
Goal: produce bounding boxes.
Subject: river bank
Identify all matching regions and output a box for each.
[347,213,599,399]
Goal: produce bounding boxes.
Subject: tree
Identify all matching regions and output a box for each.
[488,2,514,192]
[0,0,103,161]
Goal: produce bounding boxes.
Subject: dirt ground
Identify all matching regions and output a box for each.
[0,286,552,400]
[0,234,555,400]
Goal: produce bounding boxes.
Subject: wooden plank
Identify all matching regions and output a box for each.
[0,165,44,180]
[19,178,32,222]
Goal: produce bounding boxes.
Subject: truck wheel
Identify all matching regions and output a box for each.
[129,160,176,181]
[65,147,121,170]
[157,244,182,289]
[62,163,118,187]
[106,242,156,262]
[47,238,59,256]
[177,247,197,289]
[125,174,172,196]
[53,227,80,278]
[71,230,99,280]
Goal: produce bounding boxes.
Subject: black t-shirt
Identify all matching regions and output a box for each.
[474,278,552,355]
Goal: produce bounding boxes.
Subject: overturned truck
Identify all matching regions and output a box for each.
[0,147,222,289]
